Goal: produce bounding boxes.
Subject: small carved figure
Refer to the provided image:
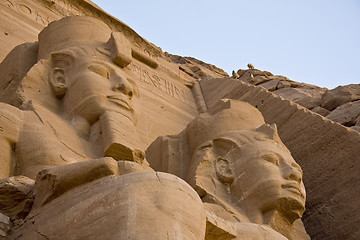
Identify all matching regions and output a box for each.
[249,73,255,82]
[232,70,240,79]
[248,63,255,69]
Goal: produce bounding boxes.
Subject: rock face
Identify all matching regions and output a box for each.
[234,67,360,131]
[326,100,360,126]
[0,213,11,240]
[0,1,359,240]
[0,176,34,220]
[14,171,206,240]
[235,68,328,112]
[321,84,360,111]
[199,77,360,240]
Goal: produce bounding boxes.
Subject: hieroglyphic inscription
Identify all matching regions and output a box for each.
[0,0,55,26]
[131,64,193,105]
[159,62,195,83]
[58,0,161,59]
[50,0,84,16]
[1,0,161,61]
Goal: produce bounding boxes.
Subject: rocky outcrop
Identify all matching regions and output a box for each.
[0,176,34,220]
[164,52,229,79]
[234,67,360,131]
[321,84,360,111]
[326,100,360,127]
[200,76,360,240]
[0,1,358,239]
[0,213,11,240]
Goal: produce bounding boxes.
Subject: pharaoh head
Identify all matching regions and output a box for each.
[147,100,306,225]
[0,16,143,160]
[41,16,139,125]
[190,126,305,223]
[185,100,306,224]
[0,16,139,126]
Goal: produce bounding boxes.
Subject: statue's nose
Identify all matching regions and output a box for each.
[112,72,133,99]
[283,162,302,184]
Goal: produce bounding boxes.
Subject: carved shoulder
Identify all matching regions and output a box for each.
[0,103,23,143]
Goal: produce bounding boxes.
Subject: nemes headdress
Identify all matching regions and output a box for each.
[38,16,133,69]
[0,16,133,107]
[146,99,282,179]
[38,16,157,69]
[38,16,112,60]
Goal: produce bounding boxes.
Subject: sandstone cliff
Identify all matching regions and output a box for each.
[0,1,359,239]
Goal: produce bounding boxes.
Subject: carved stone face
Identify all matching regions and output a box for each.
[63,56,138,124]
[229,140,306,220]
[191,132,306,223]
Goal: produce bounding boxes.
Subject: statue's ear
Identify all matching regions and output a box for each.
[49,51,73,98]
[49,67,67,98]
[212,137,237,185]
[215,157,234,185]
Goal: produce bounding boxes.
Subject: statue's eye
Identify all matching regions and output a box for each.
[88,64,110,79]
[262,153,280,166]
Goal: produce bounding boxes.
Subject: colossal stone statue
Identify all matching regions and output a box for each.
[0,15,308,239]
[147,100,310,239]
[0,16,206,239]
[0,16,144,179]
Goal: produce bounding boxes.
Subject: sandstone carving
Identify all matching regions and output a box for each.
[0,1,359,239]
[247,63,255,69]
[0,16,206,239]
[14,169,206,239]
[231,70,240,79]
[147,100,309,240]
[0,15,310,239]
[198,76,360,239]
[0,16,144,180]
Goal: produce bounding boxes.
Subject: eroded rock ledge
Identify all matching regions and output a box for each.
[229,67,360,131]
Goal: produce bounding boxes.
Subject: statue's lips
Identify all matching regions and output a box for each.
[281,183,304,198]
[107,95,133,111]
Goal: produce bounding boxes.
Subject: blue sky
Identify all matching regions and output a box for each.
[92,0,360,89]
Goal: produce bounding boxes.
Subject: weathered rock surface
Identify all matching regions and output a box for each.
[326,100,360,126]
[0,176,34,220]
[200,76,360,240]
[33,158,120,209]
[13,172,206,240]
[236,68,327,111]
[311,106,330,117]
[259,79,280,91]
[235,67,360,131]
[273,87,325,110]
[351,125,360,131]
[0,1,358,240]
[165,53,229,80]
[321,84,360,111]
[0,213,11,240]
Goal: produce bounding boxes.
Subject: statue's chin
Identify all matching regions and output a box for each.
[275,197,305,223]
